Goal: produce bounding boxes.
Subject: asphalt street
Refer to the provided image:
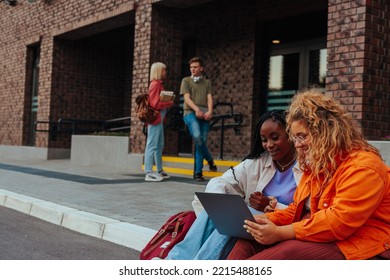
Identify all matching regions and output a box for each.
[0,205,140,260]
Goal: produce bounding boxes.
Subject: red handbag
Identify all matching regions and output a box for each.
[140,211,196,260]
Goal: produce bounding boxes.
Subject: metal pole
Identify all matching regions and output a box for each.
[193,144,196,176]
[220,118,225,160]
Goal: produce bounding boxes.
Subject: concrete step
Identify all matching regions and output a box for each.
[143,156,240,178]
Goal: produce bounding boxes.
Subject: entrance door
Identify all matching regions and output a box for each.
[268,40,327,111]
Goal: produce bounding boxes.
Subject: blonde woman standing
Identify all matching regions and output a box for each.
[144,62,174,182]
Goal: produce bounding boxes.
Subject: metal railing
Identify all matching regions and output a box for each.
[34,116,130,140]
[34,102,242,159]
[209,101,243,159]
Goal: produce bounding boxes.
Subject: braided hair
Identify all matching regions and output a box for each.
[244,110,287,160]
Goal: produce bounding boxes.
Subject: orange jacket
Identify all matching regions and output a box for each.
[267,150,390,260]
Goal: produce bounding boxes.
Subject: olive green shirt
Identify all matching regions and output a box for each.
[180,76,212,116]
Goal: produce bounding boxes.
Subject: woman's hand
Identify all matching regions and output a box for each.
[263,196,277,213]
[249,192,270,212]
[244,217,295,245]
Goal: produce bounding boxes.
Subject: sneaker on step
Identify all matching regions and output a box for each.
[145,173,163,182]
[158,170,170,179]
[194,173,205,182]
[208,160,217,172]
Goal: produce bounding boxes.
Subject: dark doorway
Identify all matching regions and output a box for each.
[177,38,197,155]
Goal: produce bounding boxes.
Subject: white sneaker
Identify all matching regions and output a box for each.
[145,173,163,182]
[158,171,170,179]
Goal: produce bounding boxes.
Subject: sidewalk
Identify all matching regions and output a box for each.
[0,158,206,252]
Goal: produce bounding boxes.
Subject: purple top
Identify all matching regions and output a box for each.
[262,162,297,206]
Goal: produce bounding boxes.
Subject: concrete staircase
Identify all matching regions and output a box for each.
[144,156,241,179]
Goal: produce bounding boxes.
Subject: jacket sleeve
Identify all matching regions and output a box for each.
[293,163,388,242]
[148,81,173,110]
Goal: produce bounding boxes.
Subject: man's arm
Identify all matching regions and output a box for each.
[203,94,213,121]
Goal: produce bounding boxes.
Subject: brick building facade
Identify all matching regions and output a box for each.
[0,0,389,162]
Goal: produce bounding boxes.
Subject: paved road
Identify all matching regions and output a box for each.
[0,206,140,260]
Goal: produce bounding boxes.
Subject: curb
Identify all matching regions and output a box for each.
[0,188,157,252]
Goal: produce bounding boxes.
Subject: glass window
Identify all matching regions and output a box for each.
[29,46,40,146]
[267,40,326,111]
[308,48,326,88]
[268,53,300,111]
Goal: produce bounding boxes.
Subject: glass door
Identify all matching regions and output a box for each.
[267,40,326,111]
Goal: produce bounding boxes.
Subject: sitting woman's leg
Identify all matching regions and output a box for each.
[227,239,266,260]
[194,229,231,260]
[228,239,345,260]
[249,240,345,260]
[165,211,215,259]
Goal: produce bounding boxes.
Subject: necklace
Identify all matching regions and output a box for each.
[276,154,297,171]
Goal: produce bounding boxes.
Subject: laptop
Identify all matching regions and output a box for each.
[195,192,256,240]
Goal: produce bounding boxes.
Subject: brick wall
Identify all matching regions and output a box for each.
[129,0,152,154]
[1,0,390,161]
[327,0,390,139]
[0,0,134,149]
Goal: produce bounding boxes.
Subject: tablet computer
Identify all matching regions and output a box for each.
[195,192,256,240]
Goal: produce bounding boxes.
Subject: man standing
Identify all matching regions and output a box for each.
[181,57,217,182]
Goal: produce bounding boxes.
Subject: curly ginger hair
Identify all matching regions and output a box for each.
[286,90,381,191]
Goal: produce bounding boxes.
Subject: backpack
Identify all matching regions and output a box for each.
[140,210,196,260]
[135,94,159,124]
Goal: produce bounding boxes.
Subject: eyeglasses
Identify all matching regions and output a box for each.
[292,134,308,144]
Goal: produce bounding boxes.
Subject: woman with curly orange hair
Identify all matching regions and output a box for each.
[227,90,390,260]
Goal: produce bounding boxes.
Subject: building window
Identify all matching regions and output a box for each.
[267,39,326,111]
[24,45,40,146]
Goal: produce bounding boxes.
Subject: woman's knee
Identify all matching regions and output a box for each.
[227,239,263,260]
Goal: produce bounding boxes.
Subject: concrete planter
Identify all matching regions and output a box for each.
[70,135,142,171]
[369,141,390,165]
[0,145,70,160]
